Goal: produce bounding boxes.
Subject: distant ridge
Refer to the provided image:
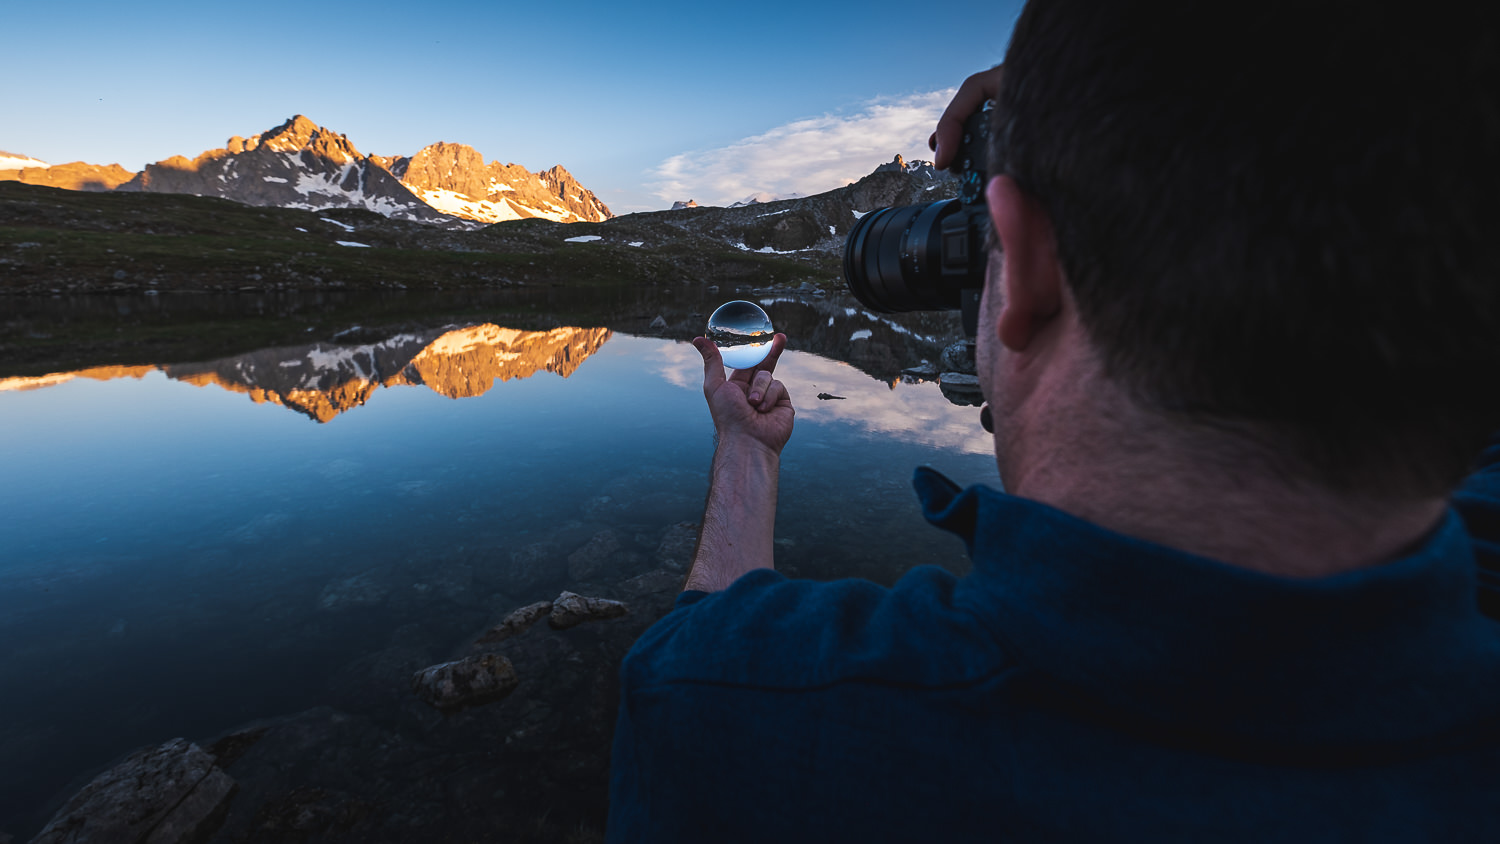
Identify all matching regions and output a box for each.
[6,118,611,227]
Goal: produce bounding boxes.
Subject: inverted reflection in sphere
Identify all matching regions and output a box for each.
[707,301,775,370]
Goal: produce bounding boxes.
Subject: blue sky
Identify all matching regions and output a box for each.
[2,0,1024,213]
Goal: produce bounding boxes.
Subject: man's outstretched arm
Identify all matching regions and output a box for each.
[683,333,793,593]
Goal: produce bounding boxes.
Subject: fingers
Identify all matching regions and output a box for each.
[692,336,726,399]
[934,65,1004,170]
[746,369,773,405]
[754,376,791,414]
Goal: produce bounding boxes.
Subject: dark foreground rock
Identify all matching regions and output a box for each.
[410,654,521,713]
[549,592,630,630]
[475,600,554,645]
[31,738,235,844]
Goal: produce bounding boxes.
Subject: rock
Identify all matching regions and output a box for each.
[548,592,629,630]
[901,360,939,380]
[616,569,682,600]
[410,654,520,713]
[742,211,824,251]
[566,530,621,582]
[31,738,236,844]
[474,600,553,645]
[655,522,699,573]
[504,541,564,592]
[240,785,372,840]
[318,571,388,611]
[939,340,977,375]
[938,372,984,407]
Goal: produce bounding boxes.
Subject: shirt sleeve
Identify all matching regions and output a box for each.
[1453,433,1500,618]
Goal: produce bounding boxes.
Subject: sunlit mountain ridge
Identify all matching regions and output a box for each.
[0,116,611,227]
[0,324,613,422]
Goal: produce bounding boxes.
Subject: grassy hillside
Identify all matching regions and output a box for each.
[0,182,839,295]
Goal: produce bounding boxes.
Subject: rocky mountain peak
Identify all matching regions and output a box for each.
[13,117,612,228]
[242,115,361,164]
[395,142,490,198]
[387,146,613,225]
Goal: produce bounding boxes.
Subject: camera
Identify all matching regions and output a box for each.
[842,106,993,337]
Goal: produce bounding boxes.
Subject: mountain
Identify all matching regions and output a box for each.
[728,191,804,208]
[373,142,611,224]
[872,154,947,185]
[623,158,959,254]
[117,116,454,224]
[14,116,610,227]
[0,151,134,191]
[0,160,137,191]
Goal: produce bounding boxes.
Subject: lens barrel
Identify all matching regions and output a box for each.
[843,199,977,313]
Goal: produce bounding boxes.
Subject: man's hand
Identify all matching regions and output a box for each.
[692,333,794,456]
[929,65,1005,170]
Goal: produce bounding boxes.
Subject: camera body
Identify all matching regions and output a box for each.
[842,107,993,337]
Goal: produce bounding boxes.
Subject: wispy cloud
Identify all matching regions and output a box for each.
[650,90,955,207]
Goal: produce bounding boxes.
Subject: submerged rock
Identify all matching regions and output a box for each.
[655,522,699,573]
[475,600,554,645]
[31,738,236,844]
[410,654,520,713]
[548,591,629,630]
[318,571,388,611]
[566,529,621,582]
[504,541,564,592]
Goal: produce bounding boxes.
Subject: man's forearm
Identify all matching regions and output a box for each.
[684,437,780,592]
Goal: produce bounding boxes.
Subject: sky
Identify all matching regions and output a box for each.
[1,0,1025,214]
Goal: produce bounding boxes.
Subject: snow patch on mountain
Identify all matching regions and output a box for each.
[0,152,48,170]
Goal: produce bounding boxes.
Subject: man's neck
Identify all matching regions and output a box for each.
[997,357,1446,579]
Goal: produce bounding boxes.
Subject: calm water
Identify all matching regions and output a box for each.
[0,288,997,839]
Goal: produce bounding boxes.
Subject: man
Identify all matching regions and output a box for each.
[608,0,1500,839]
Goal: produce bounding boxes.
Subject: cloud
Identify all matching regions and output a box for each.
[650,90,955,207]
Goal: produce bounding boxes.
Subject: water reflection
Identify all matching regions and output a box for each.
[2,325,613,423]
[0,290,994,842]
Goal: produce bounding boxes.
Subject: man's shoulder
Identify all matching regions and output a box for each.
[621,566,1012,694]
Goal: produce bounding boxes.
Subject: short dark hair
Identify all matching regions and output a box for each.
[995,0,1499,497]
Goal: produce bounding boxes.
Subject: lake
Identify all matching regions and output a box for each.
[0,285,998,842]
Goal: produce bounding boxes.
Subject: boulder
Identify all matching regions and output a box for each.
[31,738,236,844]
[474,600,553,645]
[410,654,519,713]
[548,591,629,630]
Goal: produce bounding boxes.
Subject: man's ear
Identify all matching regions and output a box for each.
[986,175,1063,351]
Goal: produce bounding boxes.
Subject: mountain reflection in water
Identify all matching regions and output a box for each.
[2,325,613,423]
[0,290,997,843]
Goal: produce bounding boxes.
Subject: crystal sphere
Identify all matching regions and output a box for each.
[707,300,775,370]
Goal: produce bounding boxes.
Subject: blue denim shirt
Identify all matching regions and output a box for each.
[608,443,1500,841]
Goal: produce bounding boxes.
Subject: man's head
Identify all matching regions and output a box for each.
[985,0,1499,498]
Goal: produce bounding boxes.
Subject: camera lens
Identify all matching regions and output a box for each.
[843,199,969,313]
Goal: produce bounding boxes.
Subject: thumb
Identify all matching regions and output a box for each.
[692,336,727,398]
